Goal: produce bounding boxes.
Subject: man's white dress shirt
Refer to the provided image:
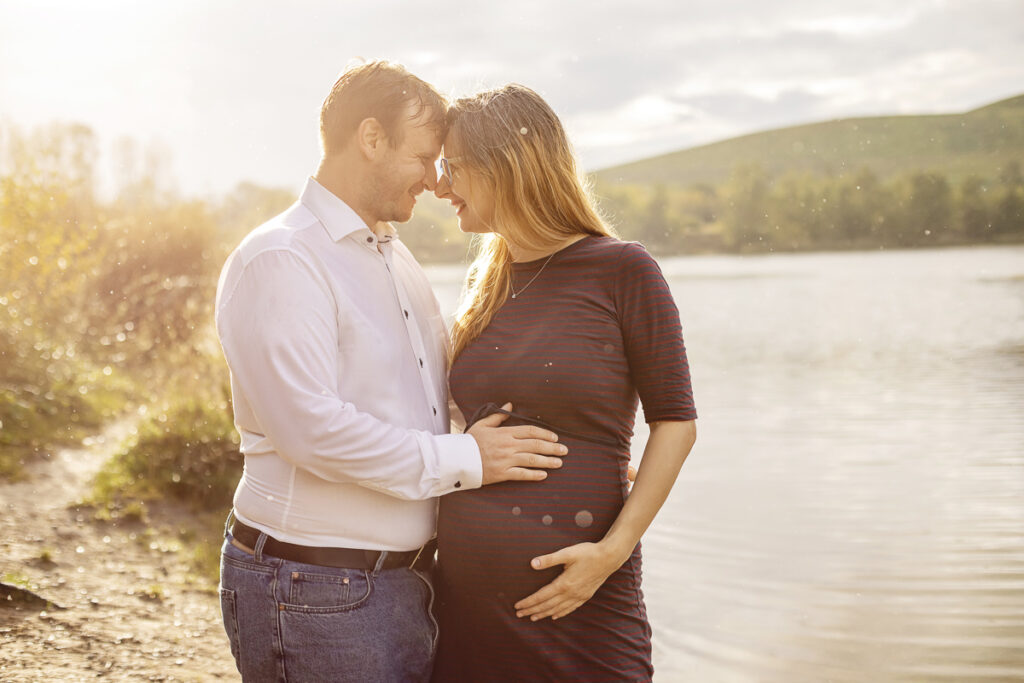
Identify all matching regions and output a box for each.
[215,177,481,551]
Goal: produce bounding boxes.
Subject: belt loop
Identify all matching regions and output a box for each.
[254,532,269,564]
[223,509,236,539]
[372,550,388,576]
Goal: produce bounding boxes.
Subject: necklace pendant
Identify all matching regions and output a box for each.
[509,250,556,301]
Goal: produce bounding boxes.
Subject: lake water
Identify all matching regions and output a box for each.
[425,245,1024,682]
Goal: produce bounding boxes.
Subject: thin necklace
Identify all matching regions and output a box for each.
[510,251,556,299]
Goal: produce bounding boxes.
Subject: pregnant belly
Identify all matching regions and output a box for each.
[436,440,628,600]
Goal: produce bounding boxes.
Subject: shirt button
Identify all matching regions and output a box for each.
[432,406,437,415]
[366,236,373,243]
[454,481,462,489]
[404,310,409,319]
[419,358,424,367]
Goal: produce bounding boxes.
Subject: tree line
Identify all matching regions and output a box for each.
[595,163,1024,255]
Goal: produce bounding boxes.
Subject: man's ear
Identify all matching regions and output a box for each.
[356,118,387,160]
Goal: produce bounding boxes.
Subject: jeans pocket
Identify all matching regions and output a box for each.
[219,587,241,665]
[278,569,434,682]
[285,569,372,612]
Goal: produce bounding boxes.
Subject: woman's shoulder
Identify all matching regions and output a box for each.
[574,238,671,304]
[576,235,658,269]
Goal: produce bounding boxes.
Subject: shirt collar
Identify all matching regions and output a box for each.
[299,177,398,245]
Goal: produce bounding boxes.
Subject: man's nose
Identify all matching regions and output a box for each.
[423,160,439,192]
[433,170,451,198]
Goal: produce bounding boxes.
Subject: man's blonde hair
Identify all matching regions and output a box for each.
[319,60,447,154]
[447,84,616,363]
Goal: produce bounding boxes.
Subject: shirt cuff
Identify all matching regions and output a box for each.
[433,433,482,494]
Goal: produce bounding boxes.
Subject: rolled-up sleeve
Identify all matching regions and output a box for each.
[216,247,481,500]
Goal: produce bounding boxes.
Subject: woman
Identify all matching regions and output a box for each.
[432,85,697,682]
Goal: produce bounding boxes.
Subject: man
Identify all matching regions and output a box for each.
[214,61,566,682]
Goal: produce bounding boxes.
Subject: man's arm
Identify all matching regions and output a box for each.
[217,248,564,500]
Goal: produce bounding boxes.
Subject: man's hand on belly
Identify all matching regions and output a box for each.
[469,402,568,485]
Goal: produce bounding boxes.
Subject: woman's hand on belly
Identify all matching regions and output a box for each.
[513,421,694,621]
[513,540,632,621]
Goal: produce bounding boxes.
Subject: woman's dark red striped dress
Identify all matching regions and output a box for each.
[433,236,697,682]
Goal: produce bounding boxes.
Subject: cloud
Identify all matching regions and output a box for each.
[1,0,1021,194]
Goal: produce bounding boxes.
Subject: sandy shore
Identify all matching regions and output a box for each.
[0,422,240,682]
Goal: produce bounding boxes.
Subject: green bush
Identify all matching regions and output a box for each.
[0,319,132,477]
[94,395,241,510]
[0,123,250,476]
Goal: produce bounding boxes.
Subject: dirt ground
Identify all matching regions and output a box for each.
[0,422,241,682]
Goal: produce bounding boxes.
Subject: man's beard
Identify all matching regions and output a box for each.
[367,157,416,224]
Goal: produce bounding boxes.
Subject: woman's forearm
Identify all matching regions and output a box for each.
[600,420,697,563]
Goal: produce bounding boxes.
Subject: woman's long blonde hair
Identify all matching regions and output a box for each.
[447,84,616,363]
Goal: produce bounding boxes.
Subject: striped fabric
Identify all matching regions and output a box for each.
[433,236,697,682]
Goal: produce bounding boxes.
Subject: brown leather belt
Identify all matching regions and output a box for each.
[230,518,435,571]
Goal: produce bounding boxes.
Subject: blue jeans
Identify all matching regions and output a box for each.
[219,530,438,682]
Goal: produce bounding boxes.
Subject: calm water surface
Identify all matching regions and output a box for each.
[425,245,1024,682]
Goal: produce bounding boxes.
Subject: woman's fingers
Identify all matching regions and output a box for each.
[515,576,561,611]
[513,544,605,621]
[521,596,566,620]
[517,591,584,621]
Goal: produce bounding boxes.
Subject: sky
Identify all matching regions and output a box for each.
[2,0,1023,197]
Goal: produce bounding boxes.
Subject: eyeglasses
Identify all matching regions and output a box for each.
[436,156,462,184]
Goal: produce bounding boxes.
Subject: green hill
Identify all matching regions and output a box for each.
[592,94,1024,188]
